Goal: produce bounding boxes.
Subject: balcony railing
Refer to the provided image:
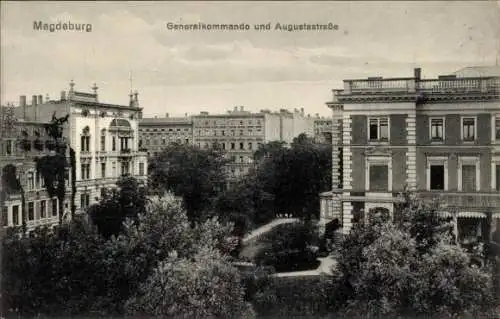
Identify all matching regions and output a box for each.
[418,192,500,209]
[418,77,500,93]
[337,77,499,97]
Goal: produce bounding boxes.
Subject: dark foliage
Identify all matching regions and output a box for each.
[89,176,147,238]
[255,222,320,272]
[148,143,228,223]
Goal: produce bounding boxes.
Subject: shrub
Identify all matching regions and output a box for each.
[254,222,320,272]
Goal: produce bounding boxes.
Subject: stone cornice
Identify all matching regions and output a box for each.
[330,92,499,104]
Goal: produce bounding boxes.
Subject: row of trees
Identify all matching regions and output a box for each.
[148,134,332,234]
[2,193,253,317]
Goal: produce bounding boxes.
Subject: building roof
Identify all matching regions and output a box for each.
[140,117,192,125]
[453,66,500,78]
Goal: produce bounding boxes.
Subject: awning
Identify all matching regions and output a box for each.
[436,211,489,219]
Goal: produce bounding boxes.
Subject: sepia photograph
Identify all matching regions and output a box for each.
[0,0,499,318]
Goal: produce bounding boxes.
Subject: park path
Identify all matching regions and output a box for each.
[242,218,299,244]
[272,257,338,278]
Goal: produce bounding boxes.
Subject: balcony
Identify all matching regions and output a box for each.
[335,77,500,101]
[418,192,500,210]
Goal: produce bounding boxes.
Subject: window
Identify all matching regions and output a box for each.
[100,130,106,151]
[231,143,235,150]
[185,139,189,144]
[461,117,476,141]
[80,193,90,210]
[139,162,145,176]
[120,137,129,150]
[112,136,116,151]
[430,165,445,190]
[368,165,389,191]
[239,156,244,163]
[81,135,90,152]
[222,130,225,136]
[121,162,130,176]
[162,138,166,145]
[496,164,500,191]
[81,164,90,180]
[248,142,253,150]
[101,163,106,178]
[458,157,479,192]
[12,205,19,225]
[461,165,476,192]
[27,172,35,190]
[28,202,34,221]
[368,117,389,141]
[239,142,244,150]
[40,200,46,218]
[6,140,13,155]
[240,130,244,136]
[365,157,392,192]
[52,198,58,216]
[430,117,444,141]
[112,162,116,177]
[2,206,7,226]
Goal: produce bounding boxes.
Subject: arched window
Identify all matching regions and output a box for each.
[81,126,90,152]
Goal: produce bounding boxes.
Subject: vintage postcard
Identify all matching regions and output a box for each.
[1,1,499,318]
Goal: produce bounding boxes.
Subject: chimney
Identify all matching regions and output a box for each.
[19,95,26,107]
[165,113,169,118]
[32,95,38,106]
[315,113,319,118]
[414,68,421,80]
[38,95,43,105]
[240,106,244,111]
[20,95,27,119]
[185,113,188,117]
[234,106,238,112]
[61,91,66,100]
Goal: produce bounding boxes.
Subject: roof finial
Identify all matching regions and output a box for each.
[69,79,75,91]
[92,83,98,94]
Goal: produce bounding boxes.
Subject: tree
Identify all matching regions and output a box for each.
[35,112,77,224]
[2,195,245,317]
[214,173,275,235]
[149,143,228,223]
[253,140,287,162]
[125,247,255,318]
[89,176,147,238]
[253,134,331,219]
[336,194,497,318]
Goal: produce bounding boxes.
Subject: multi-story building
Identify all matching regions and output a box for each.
[1,104,61,233]
[313,115,333,144]
[320,67,500,244]
[9,81,148,216]
[138,114,193,157]
[191,106,315,180]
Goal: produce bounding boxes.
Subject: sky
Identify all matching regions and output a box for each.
[1,1,499,117]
